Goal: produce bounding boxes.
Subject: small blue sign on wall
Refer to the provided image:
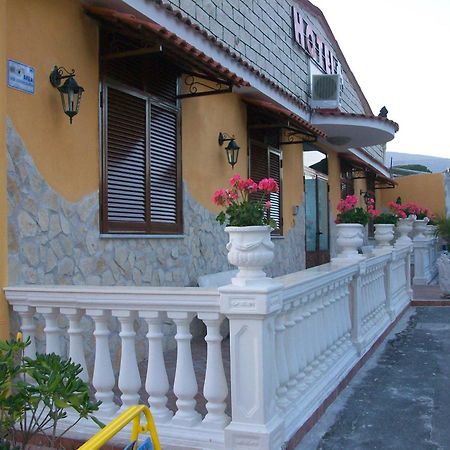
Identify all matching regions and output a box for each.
[8,60,35,94]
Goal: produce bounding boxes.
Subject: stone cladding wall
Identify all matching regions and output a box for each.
[7,118,305,287]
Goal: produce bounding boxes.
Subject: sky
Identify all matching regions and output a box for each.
[311,0,450,159]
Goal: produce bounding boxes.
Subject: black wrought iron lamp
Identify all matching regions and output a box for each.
[218,132,240,169]
[360,190,373,206]
[49,66,84,124]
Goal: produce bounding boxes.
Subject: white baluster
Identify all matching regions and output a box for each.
[284,302,299,399]
[140,311,172,423]
[275,310,290,408]
[60,308,88,382]
[36,307,61,356]
[294,299,308,392]
[87,309,118,416]
[303,297,315,385]
[168,311,201,426]
[14,305,37,358]
[198,312,230,429]
[115,310,141,411]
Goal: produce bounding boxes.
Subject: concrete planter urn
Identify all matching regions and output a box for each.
[335,223,364,260]
[374,223,395,250]
[395,215,416,246]
[437,252,450,298]
[225,225,274,286]
[424,224,437,239]
[413,217,430,240]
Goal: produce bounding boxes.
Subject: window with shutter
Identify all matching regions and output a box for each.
[249,142,283,234]
[100,58,182,234]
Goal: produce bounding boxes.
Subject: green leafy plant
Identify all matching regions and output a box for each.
[335,195,371,226]
[373,212,399,225]
[435,216,450,245]
[0,335,102,449]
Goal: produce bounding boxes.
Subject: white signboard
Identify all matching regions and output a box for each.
[8,60,35,94]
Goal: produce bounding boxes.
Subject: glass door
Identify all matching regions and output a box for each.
[305,167,330,268]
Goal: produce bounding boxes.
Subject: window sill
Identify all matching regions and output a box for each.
[99,234,185,239]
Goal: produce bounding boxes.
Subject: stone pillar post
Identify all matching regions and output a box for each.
[413,238,431,285]
[219,280,285,450]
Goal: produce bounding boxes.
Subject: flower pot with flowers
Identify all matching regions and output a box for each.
[372,211,400,251]
[334,195,371,260]
[212,174,279,286]
[388,201,415,246]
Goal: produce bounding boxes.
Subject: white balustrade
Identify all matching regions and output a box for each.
[13,305,37,358]
[36,306,61,356]
[88,309,118,416]
[6,246,413,450]
[116,310,141,411]
[61,307,88,382]
[140,311,172,423]
[169,311,202,427]
[198,312,230,429]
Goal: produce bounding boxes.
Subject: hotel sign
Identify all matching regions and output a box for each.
[292,7,341,75]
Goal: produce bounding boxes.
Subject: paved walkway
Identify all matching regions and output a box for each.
[296,306,450,449]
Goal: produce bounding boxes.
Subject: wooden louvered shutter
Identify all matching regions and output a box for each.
[269,149,282,233]
[102,85,149,232]
[249,142,268,189]
[249,143,283,234]
[150,103,181,232]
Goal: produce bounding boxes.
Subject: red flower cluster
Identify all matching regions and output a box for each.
[212,174,279,207]
[212,174,280,227]
[336,195,358,213]
[366,197,380,218]
[388,201,431,220]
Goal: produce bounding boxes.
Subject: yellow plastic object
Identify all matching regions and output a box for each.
[78,405,161,450]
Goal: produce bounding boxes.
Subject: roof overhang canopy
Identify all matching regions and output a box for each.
[84,5,249,90]
[311,110,399,149]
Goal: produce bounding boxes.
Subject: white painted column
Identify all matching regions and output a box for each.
[168,311,201,426]
[88,309,118,416]
[36,306,61,356]
[115,310,141,411]
[406,246,413,298]
[14,305,37,358]
[198,312,230,429]
[351,266,363,355]
[274,307,290,408]
[219,281,284,450]
[61,307,88,382]
[140,311,172,423]
[285,302,299,399]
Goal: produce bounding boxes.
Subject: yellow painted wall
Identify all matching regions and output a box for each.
[182,95,303,234]
[0,0,9,339]
[380,173,445,217]
[280,132,303,231]
[181,92,248,211]
[6,0,99,202]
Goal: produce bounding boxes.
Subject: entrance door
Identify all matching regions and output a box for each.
[305,168,330,268]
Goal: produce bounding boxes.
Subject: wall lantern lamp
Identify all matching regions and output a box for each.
[49,66,84,124]
[218,132,240,169]
[360,189,373,206]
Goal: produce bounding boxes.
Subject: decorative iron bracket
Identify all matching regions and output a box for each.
[177,73,233,99]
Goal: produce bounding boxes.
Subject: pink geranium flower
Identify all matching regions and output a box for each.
[212,189,228,206]
[258,178,279,193]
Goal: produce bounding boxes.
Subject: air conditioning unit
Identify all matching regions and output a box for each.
[310,74,341,109]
